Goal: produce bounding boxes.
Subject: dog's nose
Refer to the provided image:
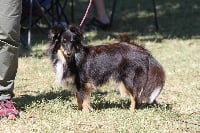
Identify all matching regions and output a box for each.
[67,52,71,56]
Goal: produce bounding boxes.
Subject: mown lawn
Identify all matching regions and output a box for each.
[0,0,199,132]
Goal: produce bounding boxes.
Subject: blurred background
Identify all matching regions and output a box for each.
[20,0,200,49]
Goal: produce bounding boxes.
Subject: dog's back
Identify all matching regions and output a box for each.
[77,41,165,104]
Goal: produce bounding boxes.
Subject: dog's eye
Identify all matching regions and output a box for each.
[63,39,67,43]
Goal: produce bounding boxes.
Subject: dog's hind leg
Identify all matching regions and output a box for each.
[118,81,136,111]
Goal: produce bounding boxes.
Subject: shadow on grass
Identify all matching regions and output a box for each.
[14,89,74,111]
[91,91,172,111]
[111,0,200,38]
[19,46,48,59]
[136,102,173,111]
[91,91,131,110]
[14,89,172,112]
[19,27,49,58]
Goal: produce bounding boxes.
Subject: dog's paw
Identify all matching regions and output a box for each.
[82,106,94,113]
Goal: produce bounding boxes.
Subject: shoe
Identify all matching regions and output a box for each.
[0,99,19,120]
[85,18,111,31]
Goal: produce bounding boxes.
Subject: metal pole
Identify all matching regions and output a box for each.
[28,0,33,49]
[152,0,159,31]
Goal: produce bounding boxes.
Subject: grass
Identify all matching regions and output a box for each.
[1,0,200,132]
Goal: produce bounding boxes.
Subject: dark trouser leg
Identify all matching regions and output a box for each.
[0,0,21,100]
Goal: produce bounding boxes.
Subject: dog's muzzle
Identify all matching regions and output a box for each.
[67,51,72,57]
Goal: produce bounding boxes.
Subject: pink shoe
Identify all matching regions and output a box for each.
[0,99,19,120]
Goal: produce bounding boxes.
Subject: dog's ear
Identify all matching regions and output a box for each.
[48,25,66,53]
[49,24,66,41]
[69,25,83,43]
[119,34,130,43]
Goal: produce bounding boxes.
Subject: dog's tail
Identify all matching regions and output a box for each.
[140,57,165,104]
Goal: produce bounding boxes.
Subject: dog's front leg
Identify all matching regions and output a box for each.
[83,82,93,112]
[76,91,83,110]
[77,82,93,112]
[76,87,92,112]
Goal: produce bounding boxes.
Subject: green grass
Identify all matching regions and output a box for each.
[1,0,200,132]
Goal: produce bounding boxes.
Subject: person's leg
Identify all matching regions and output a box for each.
[0,0,21,120]
[0,42,18,100]
[93,0,110,24]
[85,0,110,30]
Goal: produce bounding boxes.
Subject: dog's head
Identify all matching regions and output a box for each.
[49,25,83,58]
[60,25,83,58]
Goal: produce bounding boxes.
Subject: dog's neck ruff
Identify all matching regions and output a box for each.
[55,61,64,84]
[75,53,81,62]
